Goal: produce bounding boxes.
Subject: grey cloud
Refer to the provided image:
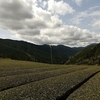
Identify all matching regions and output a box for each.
[0,19,25,30]
[18,29,40,36]
[0,0,33,20]
[36,8,51,21]
[18,25,100,47]
[25,19,47,29]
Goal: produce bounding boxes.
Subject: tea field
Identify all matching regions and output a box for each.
[67,69,100,100]
[0,59,100,100]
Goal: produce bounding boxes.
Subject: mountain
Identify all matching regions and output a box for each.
[66,43,100,65]
[0,38,82,64]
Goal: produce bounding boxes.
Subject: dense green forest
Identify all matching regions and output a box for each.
[67,43,100,65]
[0,38,82,64]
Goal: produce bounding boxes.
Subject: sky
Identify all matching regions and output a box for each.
[0,0,100,47]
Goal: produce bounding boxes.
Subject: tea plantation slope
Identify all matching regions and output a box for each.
[67,72,100,100]
[0,66,88,91]
[0,66,100,100]
[0,59,89,91]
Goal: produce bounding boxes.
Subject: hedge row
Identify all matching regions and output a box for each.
[0,66,88,91]
[67,72,100,100]
[0,66,100,100]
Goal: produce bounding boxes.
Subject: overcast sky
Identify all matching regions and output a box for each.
[0,0,100,47]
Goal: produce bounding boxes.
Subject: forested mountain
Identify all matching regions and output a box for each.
[66,43,100,65]
[0,38,81,64]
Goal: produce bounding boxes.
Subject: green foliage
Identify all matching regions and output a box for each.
[0,65,88,91]
[67,72,100,100]
[67,43,100,65]
[0,38,81,64]
[0,59,100,100]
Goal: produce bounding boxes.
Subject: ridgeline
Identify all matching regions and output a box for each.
[0,38,81,64]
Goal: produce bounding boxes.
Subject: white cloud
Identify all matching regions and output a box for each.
[91,19,100,30]
[47,15,63,28]
[0,0,100,47]
[89,11,100,17]
[48,0,75,15]
[71,12,88,25]
[42,1,47,8]
[18,24,100,47]
[73,0,83,6]
[70,6,100,26]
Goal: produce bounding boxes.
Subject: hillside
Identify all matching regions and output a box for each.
[0,38,81,64]
[66,43,100,65]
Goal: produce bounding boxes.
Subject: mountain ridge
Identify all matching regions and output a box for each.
[0,38,82,64]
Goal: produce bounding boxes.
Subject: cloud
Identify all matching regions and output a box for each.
[0,0,34,30]
[18,25,100,47]
[40,1,47,8]
[89,11,100,17]
[25,18,47,29]
[70,12,88,25]
[0,0,33,20]
[48,0,75,15]
[0,0,100,47]
[73,0,83,6]
[0,19,25,30]
[70,6,100,26]
[91,19,100,30]
[18,29,40,36]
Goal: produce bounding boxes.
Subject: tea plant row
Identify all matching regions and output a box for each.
[67,72,100,100]
[0,66,100,100]
[0,66,88,91]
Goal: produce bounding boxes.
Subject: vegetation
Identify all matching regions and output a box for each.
[67,43,100,65]
[0,65,88,91]
[0,38,82,64]
[67,72,100,100]
[0,59,100,100]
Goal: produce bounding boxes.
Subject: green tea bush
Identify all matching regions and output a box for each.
[0,66,88,91]
[67,72,100,100]
[0,66,100,100]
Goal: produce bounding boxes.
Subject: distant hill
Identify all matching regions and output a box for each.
[66,43,100,65]
[0,38,82,64]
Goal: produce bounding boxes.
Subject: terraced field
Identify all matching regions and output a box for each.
[67,70,100,100]
[0,59,100,100]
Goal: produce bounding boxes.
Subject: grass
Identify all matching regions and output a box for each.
[0,59,100,100]
[0,59,76,71]
[0,59,88,77]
